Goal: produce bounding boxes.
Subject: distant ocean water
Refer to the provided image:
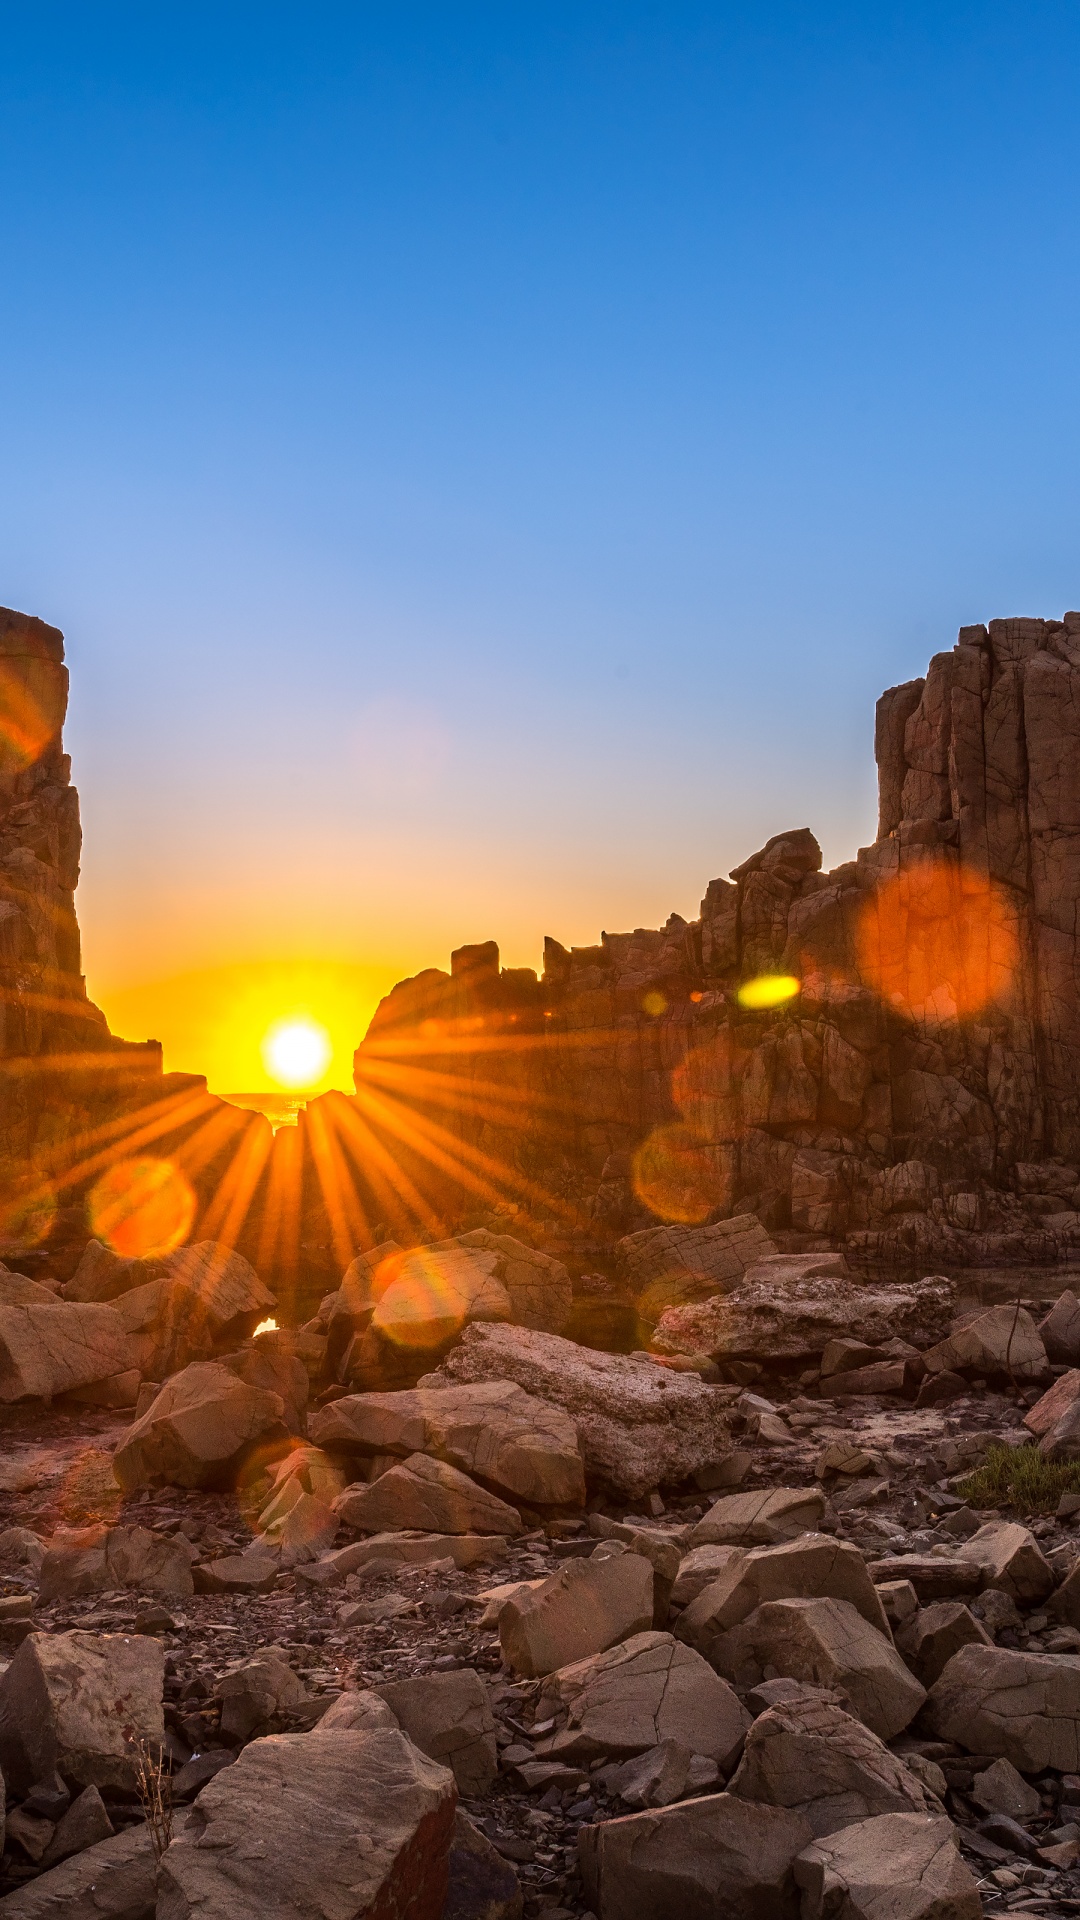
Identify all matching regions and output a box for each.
[224,1093,306,1130]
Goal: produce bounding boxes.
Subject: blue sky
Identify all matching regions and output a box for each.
[3,4,1080,1082]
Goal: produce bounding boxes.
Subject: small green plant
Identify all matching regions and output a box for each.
[957,1442,1080,1515]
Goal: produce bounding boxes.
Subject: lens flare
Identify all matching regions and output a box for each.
[736,974,802,1011]
[856,856,1019,1022]
[642,991,668,1017]
[0,1185,57,1249]
[262,1017,332,1089]
[87,1157,196,1258]
[0,658,66,774]
[632,1123,727,1225]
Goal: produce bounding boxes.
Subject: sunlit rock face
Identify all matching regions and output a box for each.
[0,606,271,1276]
[332,613,1080,1273]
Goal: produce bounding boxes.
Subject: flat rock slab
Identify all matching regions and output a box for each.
[713,1596,925,1742]
[436,1324,732,1499]
[690,1486,825,1548]
[794,1812,982,1920]
[0,1825,156,1920]
[728,1693,941,1837]
[925,1643,1080,1772]
[866,1557,982,1604]
[0,1629,164,1794]
[500,1551,654,1677]
[335,1452,522,1536]
[312,1381,584,1509]
[652,1264,954,1362]
[536,1629,749,1768]
[579,1790,813,1920]
[156,1727,457,1920]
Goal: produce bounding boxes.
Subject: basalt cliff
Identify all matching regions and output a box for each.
[7,606,1080,1296]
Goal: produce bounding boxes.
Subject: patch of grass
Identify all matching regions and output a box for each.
[957,1442,1080,1515]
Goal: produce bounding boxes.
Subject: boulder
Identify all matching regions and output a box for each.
[334,1453,522,1536]
[38,1524,196,1604]
[217,1649,316,1741]
[1040,1394,1080,1461]
[922,1305,1049,1383]
[0,1630,164,1793]
[64,1238,171,1302]
[1039,1289,1080,1364]
[676,1536,892,1662]
[578,1792,813,1920]
[0,1301,136,1403]
[689,1486,825,1548]
[38,1785,113,1868]
[794,1812,981,1920]
[535,1630,750,1769]
[713,1597,925,1741]
[156,1728,457,1920]
[192,1548,278,1594]
[311,1380,584,1508]
[436,1324,732,1498]
[956,1521,1053,1604]
[823,1363,906,1398]
[376,1669,497,1794]
[652,1260,954,1362]
[970,1756,1041,1820]
[615,1216,777,1325]
[314,1531,509,1576]
[0,1826,157,1919]
[874,1580,919,1629]
[112,1361,288,1491]
[864,1557,981,1604]
[1024,1368,1080,1438]
[728,1693,942,1836]
[896,1602,992,1686]
[500,1551,654,1677]
[671,1544,746,1610]
[319,1688,401,1733]
[821,1339,889,1378]
[0,1526,45,1572]
[602,1739,704,1808]
[435,1230,573,1334]
[925,1644,1080,1771]
[445,1808,523,1920]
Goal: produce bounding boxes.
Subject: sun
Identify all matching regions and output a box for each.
[261,1016,332,1089]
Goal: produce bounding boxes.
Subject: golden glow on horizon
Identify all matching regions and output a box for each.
[262,1016,333,1089]
[736,973,802,1010]
[87,1156,196,1257]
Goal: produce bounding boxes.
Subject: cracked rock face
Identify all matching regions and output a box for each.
[579,1791,814,1920]
[535,1629,750,1769]
[499,1553,654,1679]
[793,1812,982,1920]
[711,1596,926,1742]
[925,1643,1080,1772]
[728,1693,943,1836]
[333,1452,524,1538]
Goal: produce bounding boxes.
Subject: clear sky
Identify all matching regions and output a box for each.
[4,3,1080,1093]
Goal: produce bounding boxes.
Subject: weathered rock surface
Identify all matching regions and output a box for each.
[654,1263,954,1362]
[535,1629,750,1768]
[895,1601,991,1686]
[922,1306,1049,1383]
[445,1808,523,1920]
[713,1597,925,1740]
[311,1380,585,1508]
[156,1727,458,1920]
[578,1792,813,1920]
[0,1629,164,1792]
[794,1812,981,1920]
[676,1536,892,1658]
[925,1643,1080,1771]
[334,1452,522,1536]
[955,1519,1054,1602]
[377,1668,497,1794]
[615,1216,776,1325]
[728,1693,942,1835]
[0,1826,157,1919]
[500,1551,654,1677]
[112,1361,287,1490]
[1024,1367,1080,1437]
[435,1324,731,1497]
[0,1302,135,1403]
[38,1523,195,1603]
[689,1485,825,1548]
[1039,1289,1080,1364]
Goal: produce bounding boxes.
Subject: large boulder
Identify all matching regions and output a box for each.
[615,1216,777,1326]
[434,1230,573,1334]
[924,1644,1080,1771]
[690,1486,825,1548]
[38,1524,196,1604]
[534,1629,749,1770]
[894,1602,991,1686]
[310,1380,585,1508]
[436,1324,732,1498]
[63,1238,172,1302]
[0,1301,136,1403]
[1039,1289,1080,1364]
[728,1693,942,1836]
[217,1649,317,1742]
[500,1552,654,1677]
[334,1453,522,1536]
[579,1792,813,1920]
[712,1597,925,1741]
[156,1728,457,1920]
[112,1360,288,1491]
[334,1246,515,1389]
[921,1305,1049,1383]
[675,1536,892,1658]
[794,1813,982,1920]
[0,1826,157,1919]
[955,1521,1053,1604]
[0,1630,164,1793]
[652,1258,954,1361]
[66,1238,272,1324]
[376,1669,497,1795]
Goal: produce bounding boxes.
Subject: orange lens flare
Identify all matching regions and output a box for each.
[371,1249,473,1349]
[0,658,65,774]
[632,1123,727,1226]
[87,1157,196,1258]
[856,856,1019,1022]
[0,1185,57,1249]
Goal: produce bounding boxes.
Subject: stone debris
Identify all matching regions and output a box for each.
[500,1551,654,1678]
[534,1630,749,1769]
[435,1324,732,1498]
[0,1629,164,1792]
[714,1596,926,1740]
[727,1692,942,1835]
[334,1452,523,1536]
[156,1727,458,1919]
[312,1381,585,1509]
[793,1812,982,1920]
